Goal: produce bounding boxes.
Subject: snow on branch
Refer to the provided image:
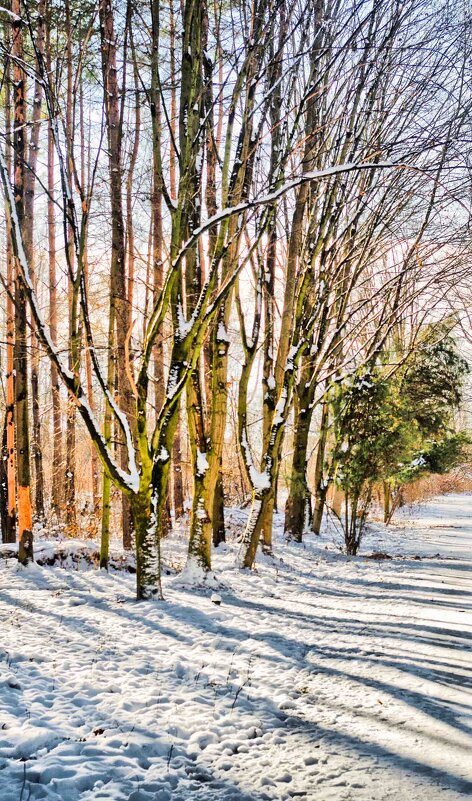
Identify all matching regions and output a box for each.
[0,6,22,22]
[178,161,400,262]
[142,161,399,367]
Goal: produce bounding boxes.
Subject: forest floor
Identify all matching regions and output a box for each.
[0,493,471,801]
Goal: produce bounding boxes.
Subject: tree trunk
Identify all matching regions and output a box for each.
[176,0,211,570]
[134,377,183,598]
[238,487,274,569]
[120,3,141,550]
[187,370,212,572]
[45,18,62,518]
[132,484,160,599]
[312,402,329,535]
[12,1,33,564]
[79,58,99,523]
[24,0,46,522]
[284,398,312,542]
[100,286,116,570]
[1,416,15,543]
[150,0,169,540]
[312,485,328,535]
[99,0,134,549]
[64,0,76,528]
[345,493,363,556]
[172,410,185,519]
[0,420,7,539]
[260,14,286,555]
[258,496,273,554]
[4,271,16,543]
[212,468,225,547]
[4,45,16,544]
[331,485,344,519]
[84,324,100,517]
[133,466,165,600]
[383,481,391,524]
[169,0,177,201]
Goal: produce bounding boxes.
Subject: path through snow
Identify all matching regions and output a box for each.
[0,494,471,800]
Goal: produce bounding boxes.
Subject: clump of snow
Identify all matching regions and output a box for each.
[196,449,209,475]
[249,467,271,491]
[240,428,271,492]
[216,322,230,343]
[156,446,170,462]
[171,557,223,590]
[285,345,298,371]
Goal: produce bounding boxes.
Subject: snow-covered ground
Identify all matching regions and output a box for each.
[0,493,471,800]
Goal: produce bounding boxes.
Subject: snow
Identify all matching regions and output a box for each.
[157,447,170,463]
[249,468,271,491]
[166,364,181,400]
[285,345,298,371]
[241,428,271,491]
[176,301,192,340]
[0,493,471,800]
[175,301,197,341]
[196,450,209,476]
[173,557,221,590]
[216,322,230,343]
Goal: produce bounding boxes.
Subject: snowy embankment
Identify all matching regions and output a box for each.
[0,494,471,801]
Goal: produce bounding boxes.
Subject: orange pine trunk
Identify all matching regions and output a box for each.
[12,0,34,564]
